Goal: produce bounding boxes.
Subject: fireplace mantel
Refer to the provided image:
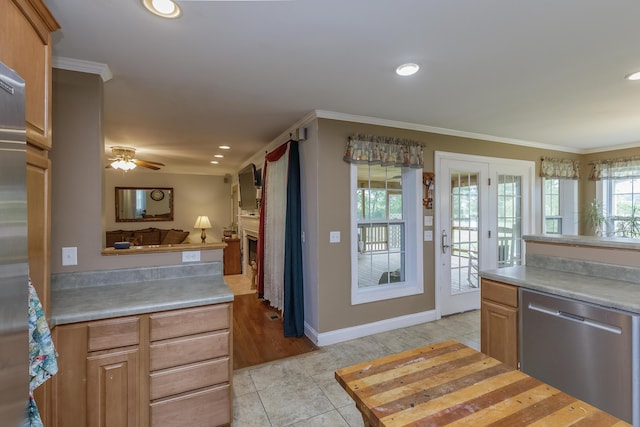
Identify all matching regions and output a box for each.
[239,214,260,275]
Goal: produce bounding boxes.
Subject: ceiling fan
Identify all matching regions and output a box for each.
[107,146,165,171]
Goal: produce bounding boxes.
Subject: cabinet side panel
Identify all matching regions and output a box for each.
[51,324,88,427]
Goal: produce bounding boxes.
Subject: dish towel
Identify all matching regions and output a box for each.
[26,279,58,427]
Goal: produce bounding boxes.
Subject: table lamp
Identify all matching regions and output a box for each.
[194,215,212,243]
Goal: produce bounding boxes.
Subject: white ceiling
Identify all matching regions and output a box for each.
[44,0,640,175]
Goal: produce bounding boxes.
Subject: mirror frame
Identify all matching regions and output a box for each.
[115,186,174,222]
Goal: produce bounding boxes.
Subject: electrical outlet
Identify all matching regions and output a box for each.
[329,231,341,243]
[182,251,200,263]
[62,247,77,266]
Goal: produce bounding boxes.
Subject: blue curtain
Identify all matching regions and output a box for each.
[283,141,304,337]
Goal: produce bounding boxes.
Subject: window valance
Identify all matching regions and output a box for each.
[589,155,640,180]
[540,157,580,180]
[343,134,424,168]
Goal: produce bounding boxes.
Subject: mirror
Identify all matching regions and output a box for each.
[115,187,173,222]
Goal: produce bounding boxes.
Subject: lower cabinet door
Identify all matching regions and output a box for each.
[86,348,140,427]
[481,299,518,368]
[150,384,230,427]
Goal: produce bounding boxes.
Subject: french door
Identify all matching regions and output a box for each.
[435,152,534,317]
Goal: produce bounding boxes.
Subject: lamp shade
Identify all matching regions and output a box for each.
[194,215,212,229]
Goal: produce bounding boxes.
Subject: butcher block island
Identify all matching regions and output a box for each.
[335,340,630,427]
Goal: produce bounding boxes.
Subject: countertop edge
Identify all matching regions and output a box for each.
[50,273,235,327]
[50,294,234,327]
[480,266,640,315]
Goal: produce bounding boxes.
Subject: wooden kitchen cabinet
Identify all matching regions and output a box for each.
[223,238,241,275]
[51,303,233,427]
[149,304,232,427]
[87,348,140,427]
[0,0,59,149]
[1,3,58,424]
[480,278,519,369]
[1,0,58,310]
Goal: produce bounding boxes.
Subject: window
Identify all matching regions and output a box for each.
[602,178,640,237]
[543,178,562,234]
[542,178,578,235]
[351,163,422,304]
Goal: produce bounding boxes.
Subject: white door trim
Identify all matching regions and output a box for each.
[434,151,535,318]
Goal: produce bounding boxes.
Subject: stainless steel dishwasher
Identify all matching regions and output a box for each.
[520,288,639,426]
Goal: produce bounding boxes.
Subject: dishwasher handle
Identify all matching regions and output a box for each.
[527,302,622,334]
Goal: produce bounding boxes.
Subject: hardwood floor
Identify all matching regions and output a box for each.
[232,293,318,369]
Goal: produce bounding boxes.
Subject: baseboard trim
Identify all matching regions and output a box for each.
[304,309,438,347]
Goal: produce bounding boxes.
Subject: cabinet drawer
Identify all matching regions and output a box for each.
[150,384,230,427]
[150,358,230,400]
[149,304,230,342]
[150,331,229,371]
[481,279,518,307]
[87,317,139,352]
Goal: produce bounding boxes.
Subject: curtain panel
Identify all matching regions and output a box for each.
[256,140,305,337]
[589,156,640,180]
[540,157,580,179]
[344,134,424,167]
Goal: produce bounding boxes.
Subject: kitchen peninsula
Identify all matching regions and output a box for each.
[49,262,234,426]
[480,235,640,426]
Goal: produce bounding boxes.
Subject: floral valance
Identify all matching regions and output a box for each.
[589,155,640,180]
[343,134,424,168]
[540,157,580,180]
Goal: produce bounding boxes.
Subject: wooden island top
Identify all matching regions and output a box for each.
[335,340,630,426]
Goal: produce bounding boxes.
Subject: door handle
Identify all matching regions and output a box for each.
[441,230,450,254]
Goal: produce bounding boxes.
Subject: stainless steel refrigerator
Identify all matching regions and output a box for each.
[0,61,29,425]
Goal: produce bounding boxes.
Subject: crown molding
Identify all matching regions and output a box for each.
[314,110,587,154]
[52,57,113,82]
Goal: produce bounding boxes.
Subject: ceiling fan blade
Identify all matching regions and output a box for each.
[134,160,162,170]
[136,159,165,166]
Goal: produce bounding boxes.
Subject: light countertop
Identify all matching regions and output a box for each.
[481,265,640,314]
[50,263,233,326]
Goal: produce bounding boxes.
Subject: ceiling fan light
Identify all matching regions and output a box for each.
[111,159,137,171]
[142,0,181,18]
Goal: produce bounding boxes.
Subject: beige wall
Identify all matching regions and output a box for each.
[104,171,231,244]
[313,118,582,333]
[51,69,225,274]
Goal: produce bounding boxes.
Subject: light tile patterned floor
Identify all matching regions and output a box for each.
[232,310,480,426]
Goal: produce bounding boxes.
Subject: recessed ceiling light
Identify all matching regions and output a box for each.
[210,160,219,164]
[214,154,224,158]
[396,63,420,77]
[625,71,640,81]
[142,0,181,18]
[218,145,231,150]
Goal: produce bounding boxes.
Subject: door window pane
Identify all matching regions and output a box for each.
[450,172,479,292]
[497,175,522,267]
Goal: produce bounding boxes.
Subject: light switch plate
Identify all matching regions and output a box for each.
[424,215,433,227]
[62,247,77,266]
[329,231,341,243]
